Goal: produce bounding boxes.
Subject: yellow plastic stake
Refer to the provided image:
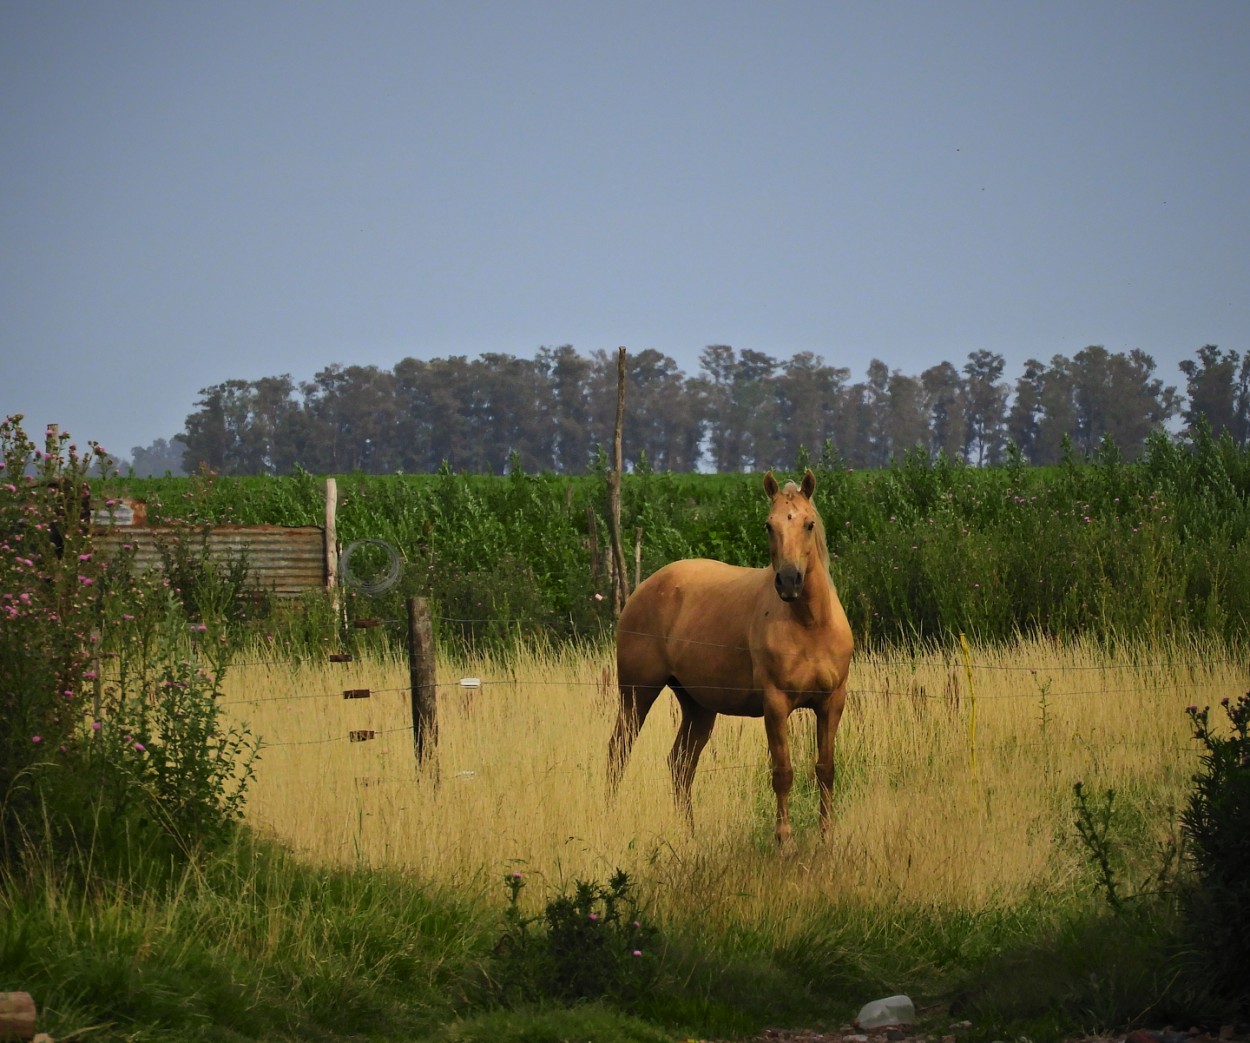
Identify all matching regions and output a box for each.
[959,633,978,783]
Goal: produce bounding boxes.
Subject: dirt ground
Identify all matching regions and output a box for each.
[695,1023,1246,1043]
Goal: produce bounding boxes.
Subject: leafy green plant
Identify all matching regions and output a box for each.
[1,415,259,872]
[1179,694,1250,1015]
[1,416,112,863]
[1072,781,1127,914]
[491,867,660,1007]
[87,639,260,858]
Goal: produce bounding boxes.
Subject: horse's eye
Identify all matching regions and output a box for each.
[765,522,773,533]
[806,520,815,531]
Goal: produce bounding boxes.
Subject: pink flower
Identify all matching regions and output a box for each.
[91,721,101,731]
[32,735,42,744]
[633,950,642,957]
[78,575,94,586]
[133,742,145,752]
[78,553,92,562]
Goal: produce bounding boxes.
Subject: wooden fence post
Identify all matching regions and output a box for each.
[959,633,978,785]
[407,596,438,765]
[324,478,340,616]
[586,505,600,586]
[607,346,630,614]
[0,991,36,1040]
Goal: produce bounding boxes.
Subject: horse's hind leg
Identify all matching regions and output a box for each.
[814,684,847,840]
[668,686,717,830]
[607,682,662,796]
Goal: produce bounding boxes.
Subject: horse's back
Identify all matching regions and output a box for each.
[616,558,762,690]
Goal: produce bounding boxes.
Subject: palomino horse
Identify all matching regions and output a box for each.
[608,469,853,846]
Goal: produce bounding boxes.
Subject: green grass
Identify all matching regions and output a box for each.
[1,825,1200,1043]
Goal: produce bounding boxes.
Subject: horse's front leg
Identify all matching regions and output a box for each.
[814,686,846,841]
[763,698,795,849]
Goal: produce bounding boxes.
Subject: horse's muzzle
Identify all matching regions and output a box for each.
[775,564,803,601]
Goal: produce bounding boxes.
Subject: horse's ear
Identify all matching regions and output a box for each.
[801,468,816,500]
[763,471,779,498]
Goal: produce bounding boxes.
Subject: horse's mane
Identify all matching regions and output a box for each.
[781,480,831,571]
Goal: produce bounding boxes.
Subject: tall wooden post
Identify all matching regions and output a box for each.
[407,596,438,765]
[0,991,36,1040]
[607,346,629,614]
[324,478,340,615]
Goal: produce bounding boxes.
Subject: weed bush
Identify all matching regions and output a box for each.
[1069,692,1250,1026]
[1,415,259,872]
[490,868,659,1008]
[1180,693,1250,1017]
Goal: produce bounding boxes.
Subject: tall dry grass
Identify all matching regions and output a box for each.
[222,637,1243,940]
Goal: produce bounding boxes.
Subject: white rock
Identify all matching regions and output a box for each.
[854,994,916,1029]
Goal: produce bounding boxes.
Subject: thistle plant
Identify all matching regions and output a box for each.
[1,415,259,871]
[1179,695,1250,1014]
[491,867,660,1007]
[1,417,111,860]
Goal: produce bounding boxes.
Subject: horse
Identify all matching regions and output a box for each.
[608,469,853,847]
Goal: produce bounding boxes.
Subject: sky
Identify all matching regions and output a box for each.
[3,1,1249,461]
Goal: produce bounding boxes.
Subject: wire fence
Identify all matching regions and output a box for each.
[207,612,1248,762]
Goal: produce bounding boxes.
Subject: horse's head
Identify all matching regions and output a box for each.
[763,468,821,602]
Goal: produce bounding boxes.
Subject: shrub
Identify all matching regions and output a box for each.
[1179,694,1250,1016]
[491,868,660,1008]
[0,415,259,872]
[1,417,110,862]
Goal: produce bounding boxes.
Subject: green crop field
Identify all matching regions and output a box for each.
[109,428,1250,654]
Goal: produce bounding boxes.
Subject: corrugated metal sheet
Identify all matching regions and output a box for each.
[95,525,328,598]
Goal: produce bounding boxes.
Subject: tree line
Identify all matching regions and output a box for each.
[133,343,1250,476]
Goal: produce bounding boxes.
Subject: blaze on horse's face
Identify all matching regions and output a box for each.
[763,469,819,602]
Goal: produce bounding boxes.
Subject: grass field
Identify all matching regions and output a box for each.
[225,636,1238,936]
[6,631,1246,1042]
